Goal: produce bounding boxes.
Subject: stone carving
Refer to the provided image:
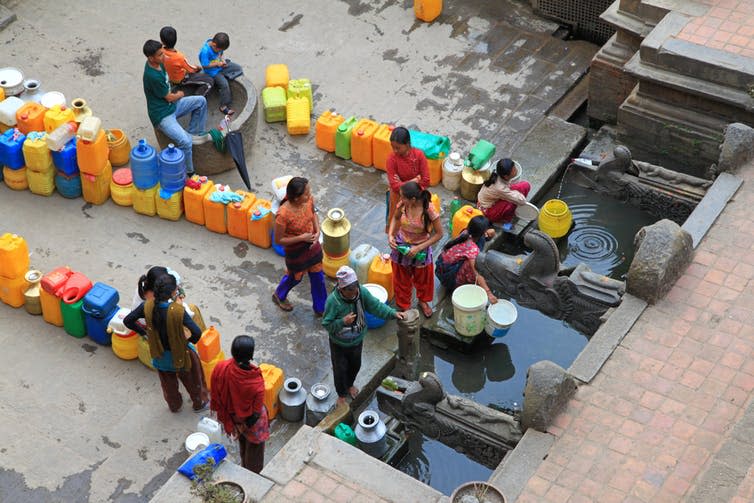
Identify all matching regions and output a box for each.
[521,360,577,432]
[394,309,420,380]
[627,219,693,304]
[572,146,710,225]
[377,373,522,469]
[476,230,625,335]
[716,122,754,174]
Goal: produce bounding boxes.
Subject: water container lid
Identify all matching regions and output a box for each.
[449,152,462,164]
[160,143,184,162]
[357,129,364,136]
[133,138,155,158]
[233,202,241,208]
[363,283,388,303]
[112,168,133,186]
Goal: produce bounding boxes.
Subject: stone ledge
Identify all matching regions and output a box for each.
[487,429,555,502]
[681,172,743,248]
[568,293,647,382]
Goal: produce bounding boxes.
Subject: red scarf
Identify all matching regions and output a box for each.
[210,358,265,435]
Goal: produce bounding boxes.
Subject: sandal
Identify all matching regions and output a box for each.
[219,106,235,116]
[272,293,293,312]
[418,301,433,319]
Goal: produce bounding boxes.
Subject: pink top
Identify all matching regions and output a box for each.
[397,204,439,244]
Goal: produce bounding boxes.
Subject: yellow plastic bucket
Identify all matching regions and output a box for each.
[538,199,572,238]
[451,284,488,337]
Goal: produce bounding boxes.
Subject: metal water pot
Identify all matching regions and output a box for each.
[279,377,307,422]
[321,208,351,257]
[305,383,337,427]
[460,166,486,202]
[354,410,388,458]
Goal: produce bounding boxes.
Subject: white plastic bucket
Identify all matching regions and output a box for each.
[451,284,488,336]
[184,432,210,454]
[485,300,518,338]
[363,283,388,329]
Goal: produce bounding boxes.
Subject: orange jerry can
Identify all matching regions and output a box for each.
[197,326,222,363]
[428,156,444,187]
[80,160,112,205]
[201,351,226,390]
[260,363,284,420]
[16,102,47,135]
[248,199,273,249]
[184,176,214,225]
[415,0,442,22]
[203,184,231,234]
[367,253,394,301]
[77,129,110,176]
[451,205,484,239]
[350,118,379,167]
[227,191,256,240]
[0,233,30,279]
[265,64,290,90]
[315,110,345,152]
[0,273,29,308]
[372,124,394,172]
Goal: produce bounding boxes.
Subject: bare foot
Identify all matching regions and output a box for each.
[337,396,347,406]
[348,386,359,399]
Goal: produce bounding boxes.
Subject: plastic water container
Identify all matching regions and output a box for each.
[197,326,222,363]
[0,233,30,278]
[367,254,394,301]
[110,168,134,207]
[262,86,286,123]
[538,199,573,239]
[363,283,389,329]
[451,205,484,239]
[27,169,55,196]
[201,351,225,390]
[315,111,345,152]
[106,129,131,167]
[77,129,109,176]
[260,363,285,420]
[287,78,312,111]
[265,64,289,89]
[55,171,82,198]
[248,201,273,248]
[372,124,394,172]
[414,0,443,22]
[61,271,92,304]
[77,116,102,142]
[132,184,158,216]
[108,307,138,360]
[466,140,496,169]
[3,166,27,190]
[51,138,78,175]
[0,128,26,169]
[335,116,358,160]
[82,282,120,318]
[156,189,183,221]
[350,119,379,167]
[15,101,46,135]
[451,284,488,337]
[350,244,380,284]
[158,143,186,194]
[0,273,28,308]
[197,417,224,445]
[61,299,87,338]
[40,266,72,326]
[442,152,464,191]
[80,161,112,205]
[130,139,159,189]
[203,184,230,234]
[23,133,52,172]
[0,96,25,126]
[323,249,350,279]
[83,305,119,345]
[286,96,310,135]
[43,104,75,133]
[485,300,518,338]
[137,335,155,370]
[46,122,77,152]
[227,191,256,239]
[184,176,214,225]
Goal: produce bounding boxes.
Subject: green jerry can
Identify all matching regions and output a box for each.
[61,299,87,338]
[335,116,358,160]
[287,78,313,111]
[466,139,496,170]
[262,86,287,123]
[334,423,357,446]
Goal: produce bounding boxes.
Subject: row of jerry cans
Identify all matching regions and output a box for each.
[184,177,275,248]
[314,112,448,186]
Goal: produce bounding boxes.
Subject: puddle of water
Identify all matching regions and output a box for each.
[420,299,586,411]
[394,427,492,496]
[540,177,658,280]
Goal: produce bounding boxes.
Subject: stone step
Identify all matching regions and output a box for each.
[548,74,590,121]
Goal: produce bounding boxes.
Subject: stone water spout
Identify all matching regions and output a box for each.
[376,372,522,469]
[476,229,625,335]
[570,145,711,225]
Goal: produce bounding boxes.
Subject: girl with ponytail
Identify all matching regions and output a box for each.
[388,181,443,318]
[124,273,209,413]
[435,215,498,304]
[477,158,531,223]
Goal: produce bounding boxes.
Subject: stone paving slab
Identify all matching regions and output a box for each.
[682,172,743,248]
[488,429,555,502]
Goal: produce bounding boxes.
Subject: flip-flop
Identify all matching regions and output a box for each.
[220,106,235,116]
[272,293,293,312]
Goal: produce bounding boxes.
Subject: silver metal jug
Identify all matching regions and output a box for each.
[278,377,307,422]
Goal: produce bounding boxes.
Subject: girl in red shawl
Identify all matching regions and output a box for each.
[210,335,269,473]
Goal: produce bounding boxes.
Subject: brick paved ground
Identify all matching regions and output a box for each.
[517,162,754,502]
[261,464,390,503]
[675,0,754,58]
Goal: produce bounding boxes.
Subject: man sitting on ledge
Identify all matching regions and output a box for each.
[142,39,209,177]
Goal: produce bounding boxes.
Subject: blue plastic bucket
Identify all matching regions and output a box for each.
[363,283,388,329]
[485,300,517,338]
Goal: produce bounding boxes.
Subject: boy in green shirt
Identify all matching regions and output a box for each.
[142,39,208,176]
[322,266,406,404]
